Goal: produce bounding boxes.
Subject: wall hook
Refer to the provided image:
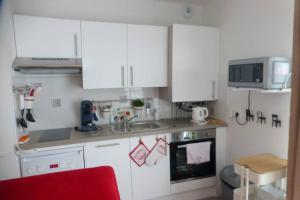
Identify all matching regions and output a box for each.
[257,111,266,124]
[272,114,281,128]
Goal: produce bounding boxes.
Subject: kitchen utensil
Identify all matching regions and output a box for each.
[129,140,150,167]
[26,109,35,122]
[100,105,111,119]
[25,96,36,122]
[18,135,30,144]
[192,106,209,123]
[19,94,25,110]
[19,109,28,128]
[33,86,42,97]
[145,137,168,166]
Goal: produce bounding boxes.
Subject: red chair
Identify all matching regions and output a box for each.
[0,166,120,200]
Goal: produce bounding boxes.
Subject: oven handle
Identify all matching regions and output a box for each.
[176,141,213,149]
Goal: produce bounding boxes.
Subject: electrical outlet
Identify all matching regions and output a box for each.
[51,98,61,107]
[229,108,240,118]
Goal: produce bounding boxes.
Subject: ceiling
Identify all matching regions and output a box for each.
[153,0,212,5]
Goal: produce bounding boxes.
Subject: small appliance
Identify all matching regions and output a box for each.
[78,100,98,132]
[228,57,291,89]
[192,106,209,124]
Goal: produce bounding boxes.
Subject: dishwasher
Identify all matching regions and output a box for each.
[19,146,84,177]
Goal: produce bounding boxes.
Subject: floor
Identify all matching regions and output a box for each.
[203,198,221,200]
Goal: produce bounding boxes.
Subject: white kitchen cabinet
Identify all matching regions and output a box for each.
[13,15,81,58]
[81,21,128,89]
[163,24,219,102]
[84,138,132,200]
[130,134,170,200]
[82,21,168,89]
[128,25,168,88]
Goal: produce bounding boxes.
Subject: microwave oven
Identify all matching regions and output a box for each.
[228,57,291,89]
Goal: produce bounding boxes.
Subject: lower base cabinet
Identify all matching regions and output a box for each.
[84,138,132,200]
[130,134,171,200]
[83,128,226,200]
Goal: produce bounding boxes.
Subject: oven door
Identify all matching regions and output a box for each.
[170,138,216,183]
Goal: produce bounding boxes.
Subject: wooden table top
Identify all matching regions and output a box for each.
[235,153,287,174]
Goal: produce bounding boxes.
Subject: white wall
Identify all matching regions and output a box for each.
[0,0,21,179]
[212,0,294,163]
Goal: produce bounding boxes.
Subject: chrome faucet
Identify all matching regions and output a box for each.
[122,114,138,132]
[127,114,138,122]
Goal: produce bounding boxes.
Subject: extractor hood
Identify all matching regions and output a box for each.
[13,57,82,74]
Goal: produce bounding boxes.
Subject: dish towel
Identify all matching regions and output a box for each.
[187,141,211,164]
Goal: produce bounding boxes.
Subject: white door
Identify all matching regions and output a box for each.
[172,24,219,102]
[130,134,170,200]
[128,25,168,88]
[84,138,132,200]
[81,21,127,89]
[13,15,81,58]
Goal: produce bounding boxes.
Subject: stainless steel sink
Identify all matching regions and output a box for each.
[129,121,161,131]
[110,121,162,133]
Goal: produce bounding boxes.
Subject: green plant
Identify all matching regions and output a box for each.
[132,99,144,107]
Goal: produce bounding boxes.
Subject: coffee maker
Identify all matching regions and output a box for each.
[78,100,98,132]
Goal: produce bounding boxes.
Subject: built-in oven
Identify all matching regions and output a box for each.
[170,129,216,183]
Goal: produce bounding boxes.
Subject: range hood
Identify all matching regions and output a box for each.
[13,57,82,74]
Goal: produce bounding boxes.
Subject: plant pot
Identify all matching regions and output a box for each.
[133,106,144,110]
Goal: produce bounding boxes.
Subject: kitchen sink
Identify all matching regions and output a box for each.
[110,121,162,133]
[129,121,161,131]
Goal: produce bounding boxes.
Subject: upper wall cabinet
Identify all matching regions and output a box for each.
[164,24,219,102]
[81,22,168,89]
[81,21,128,89]
[13,15,81,58]
[128,25,168,88]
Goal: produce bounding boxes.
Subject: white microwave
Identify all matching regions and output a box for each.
[228,57,291,89]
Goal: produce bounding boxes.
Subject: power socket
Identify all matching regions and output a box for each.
[229,108,242,118]
[51,98,61,107]
[235,112,239,117]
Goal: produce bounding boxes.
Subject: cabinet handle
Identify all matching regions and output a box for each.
[130,66,134,87]
[95,143,120,148]
[74,34,78,57]
[212,80,216,99]
[121,66,125,87]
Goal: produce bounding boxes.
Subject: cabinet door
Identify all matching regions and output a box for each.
[14,15,81,58]
[128,25,168,88]
[81,21,127,89]
[172,24,219,102]
[84,138,132,200]
[130,134,170,200]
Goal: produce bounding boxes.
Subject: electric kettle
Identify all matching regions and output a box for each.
[192,106,209,123]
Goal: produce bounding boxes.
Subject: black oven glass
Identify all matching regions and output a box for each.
[229,63,263,83]
[170,138,216,182]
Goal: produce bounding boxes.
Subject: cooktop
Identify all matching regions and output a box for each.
[38,128,71,143]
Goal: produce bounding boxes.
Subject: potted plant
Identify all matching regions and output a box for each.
[132,99,144,110]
